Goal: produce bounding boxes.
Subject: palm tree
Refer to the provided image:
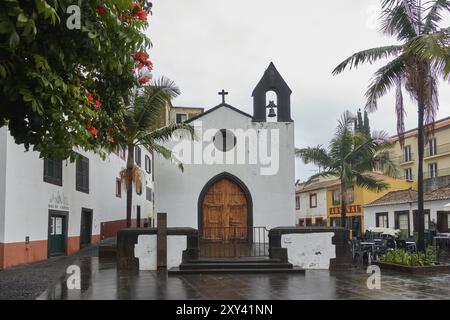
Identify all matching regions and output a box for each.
[332,0,450,251]
[119,77,194,227]
[296,111,398,231]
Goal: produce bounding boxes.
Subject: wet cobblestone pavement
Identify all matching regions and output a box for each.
[38,254,450,300]
[0,245,98,300]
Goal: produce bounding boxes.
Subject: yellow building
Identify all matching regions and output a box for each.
[389,116,450,191]
[156,102,204,127]
[169,105,204,124]
[325,172,415,236]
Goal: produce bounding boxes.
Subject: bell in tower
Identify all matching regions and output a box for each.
[252,62,292,122]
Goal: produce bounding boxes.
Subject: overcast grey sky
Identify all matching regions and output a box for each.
[147,0,450,181]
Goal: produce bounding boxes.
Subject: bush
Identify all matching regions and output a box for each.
[379,247,437,267]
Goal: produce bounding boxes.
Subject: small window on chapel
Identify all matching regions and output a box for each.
[213,129,236,152]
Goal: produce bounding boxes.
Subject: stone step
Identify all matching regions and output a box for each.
[179,262,293,270]
[185,258,282,264]
[168,267,305,275]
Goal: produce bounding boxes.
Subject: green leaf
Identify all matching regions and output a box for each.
[8,30,19,49]
[17,13,28,23]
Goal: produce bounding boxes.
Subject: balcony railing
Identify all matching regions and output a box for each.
[390,153,414,164]
[425,143,450,158]
[424,167,450,179]
[401,174,415,181]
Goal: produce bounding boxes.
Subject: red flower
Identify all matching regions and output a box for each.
[144,60,153,71]
[96,5,106,15]
[94,99,102,109]
[86,92,94,102]
[132,2,140,8]
[87,127,98,137]
[138,76,150,84]
[137,63,144,70]
[136,8,147,21]
[109,136,115,143]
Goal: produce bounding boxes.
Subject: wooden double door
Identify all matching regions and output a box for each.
[202,178,249,242]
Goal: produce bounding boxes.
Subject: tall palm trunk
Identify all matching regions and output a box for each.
[126,144,134,228]
[340,182,347,229]
[417,102,425,251]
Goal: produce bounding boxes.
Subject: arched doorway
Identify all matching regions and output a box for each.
[198,173,252,242]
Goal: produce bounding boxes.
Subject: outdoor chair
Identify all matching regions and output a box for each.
[352,239,373,267]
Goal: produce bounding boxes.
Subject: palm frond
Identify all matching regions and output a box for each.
[119,164,144,192]
[423,0,450,33]
[380,0,420,39]
[302,170,339,187]
[395,77,406,144]
[142,122,195,145]
[354,172,390,191]
[406,28,450,80]
[296,146,332,168]
[332,46,403,75]
[146,141,185,172]
[365,55,406,112]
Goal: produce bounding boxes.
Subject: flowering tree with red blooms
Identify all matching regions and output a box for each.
[0,0,154,161]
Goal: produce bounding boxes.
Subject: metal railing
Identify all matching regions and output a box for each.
[425,143,450,158]
[200,226,269,258]
[424,167,450,179]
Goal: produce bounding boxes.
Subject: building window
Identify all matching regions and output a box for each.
[295,195,300,210]
[403,145,412,162]
[395,211,410,237]
[331,218,341,227]
[429,163,438,178]
[145,155,151,174]
[135,146,142,167]
[429,138,437,156]
[43,158,63,186]
[117,146,126,160]
[146,187,153,202]
[309,193,317,208]
[116,178,121,198]
[376,212,389,228]
[413,210,431,231]
[136,183,142,195]
[332,189,340,205]
[315,217,324,226]
[176,113,188,123]
[404,168,413,181]
[305,218,312,226]
[346,188,354,204]
[76,155,89,193]
[298,219,305,227]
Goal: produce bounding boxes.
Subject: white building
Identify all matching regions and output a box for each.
[154,63,296,239]
[0,126,154,269]
[295,179,337,226]
[364,187,450,238]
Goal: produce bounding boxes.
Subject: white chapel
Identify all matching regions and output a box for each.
[154,63,296,240]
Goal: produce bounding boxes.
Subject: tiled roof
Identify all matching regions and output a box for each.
[390,115,450,140]
[296,179,340,193]
[364,189,418,207]
[365,186,450,207]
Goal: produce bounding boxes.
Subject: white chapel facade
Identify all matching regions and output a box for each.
[154,63,297,239]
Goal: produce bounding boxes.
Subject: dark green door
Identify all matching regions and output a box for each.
[49,215,66,256]
[80,209,93,248]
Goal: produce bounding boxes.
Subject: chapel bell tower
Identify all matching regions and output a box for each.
[252,62,292,122]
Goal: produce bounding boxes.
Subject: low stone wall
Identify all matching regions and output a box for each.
[269,227,352,270]
[117,227,199,270]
